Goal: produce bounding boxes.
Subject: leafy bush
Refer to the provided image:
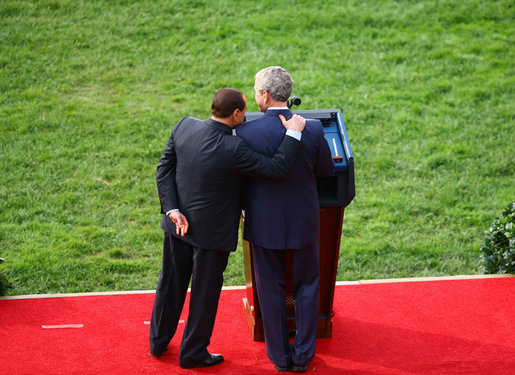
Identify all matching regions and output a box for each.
[480,203,515,274]
[0,258,14,296]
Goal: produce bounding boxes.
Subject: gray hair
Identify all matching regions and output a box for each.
[255,66,293,102]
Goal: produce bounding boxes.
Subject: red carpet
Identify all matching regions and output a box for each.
[1,276,514,374]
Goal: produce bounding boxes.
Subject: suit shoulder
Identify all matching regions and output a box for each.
[237,117,265,134]
[305,119,325,137]
[179,116,203,125]
[306,118,323,129]
[174,116,190,128]
[236,121,257,141]
[236,121,250,134]
[174,116,203,131]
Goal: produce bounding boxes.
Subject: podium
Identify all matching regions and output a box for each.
[242,109,355,340]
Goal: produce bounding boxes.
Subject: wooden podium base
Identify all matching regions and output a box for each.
[242,206,345,341]
[242,296,264,341]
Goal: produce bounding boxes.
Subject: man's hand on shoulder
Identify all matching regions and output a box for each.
[279,114,305,132]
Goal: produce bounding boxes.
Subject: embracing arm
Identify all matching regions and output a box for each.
[234,114,306,178]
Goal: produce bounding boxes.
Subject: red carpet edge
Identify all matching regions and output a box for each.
[1,274,512,300]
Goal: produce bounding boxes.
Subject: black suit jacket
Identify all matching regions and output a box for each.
[156,117,303,252]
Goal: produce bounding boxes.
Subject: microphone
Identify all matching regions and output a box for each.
[287,96,302,109]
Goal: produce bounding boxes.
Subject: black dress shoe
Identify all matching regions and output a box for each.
[179,353,224,369]
[274,364,291,372]
[292,363,308,372]
[150,345,168,358]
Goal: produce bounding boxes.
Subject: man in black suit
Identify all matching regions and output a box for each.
[149,88,306,369]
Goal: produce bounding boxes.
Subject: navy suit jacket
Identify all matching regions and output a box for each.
[237,109,334,249]
[156,117,303,252]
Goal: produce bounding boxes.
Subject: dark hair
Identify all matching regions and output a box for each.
[211,88,245,118]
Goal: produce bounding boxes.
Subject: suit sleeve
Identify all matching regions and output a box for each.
[156,119,183,214]
[233,134,304,179]
[314,125,335,178]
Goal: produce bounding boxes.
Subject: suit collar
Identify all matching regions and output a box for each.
[263,108,293,117]
[205,118,232,134]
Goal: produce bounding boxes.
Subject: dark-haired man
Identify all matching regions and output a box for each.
[149,88,306,369]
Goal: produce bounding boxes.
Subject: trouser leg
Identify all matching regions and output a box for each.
[149,233,192,352]
[179,247,229,360]
[291,244,320,365]
[252,244,291,367]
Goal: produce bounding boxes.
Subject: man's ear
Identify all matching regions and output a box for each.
[231,109,241,125]
[262,90,268,104]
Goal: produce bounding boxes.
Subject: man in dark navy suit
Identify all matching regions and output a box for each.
[149,88,307,369]
[237,67,334,372]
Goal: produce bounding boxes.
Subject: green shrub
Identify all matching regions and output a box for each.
[480,203,515,274]
[0,258,14,296]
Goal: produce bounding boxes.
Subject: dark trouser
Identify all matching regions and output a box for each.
[149,232,229,360]
[252,243,320,367]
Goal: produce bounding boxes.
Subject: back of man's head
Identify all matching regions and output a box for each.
[255,66,293,102]
[212,88,245,118]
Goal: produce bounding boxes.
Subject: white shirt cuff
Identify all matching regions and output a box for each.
[285,129,302,141]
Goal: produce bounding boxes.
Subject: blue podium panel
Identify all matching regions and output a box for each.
[244,109,355,208]
[322,121,348,172]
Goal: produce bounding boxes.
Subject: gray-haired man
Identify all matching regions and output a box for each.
[237,67,334,372]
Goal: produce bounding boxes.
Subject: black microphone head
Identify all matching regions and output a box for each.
[287,96,302,108]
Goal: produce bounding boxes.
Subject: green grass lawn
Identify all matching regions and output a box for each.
[1,0,513,295]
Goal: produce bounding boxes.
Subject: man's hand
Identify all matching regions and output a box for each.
[168,211,189,237]
[279,114,306,132]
